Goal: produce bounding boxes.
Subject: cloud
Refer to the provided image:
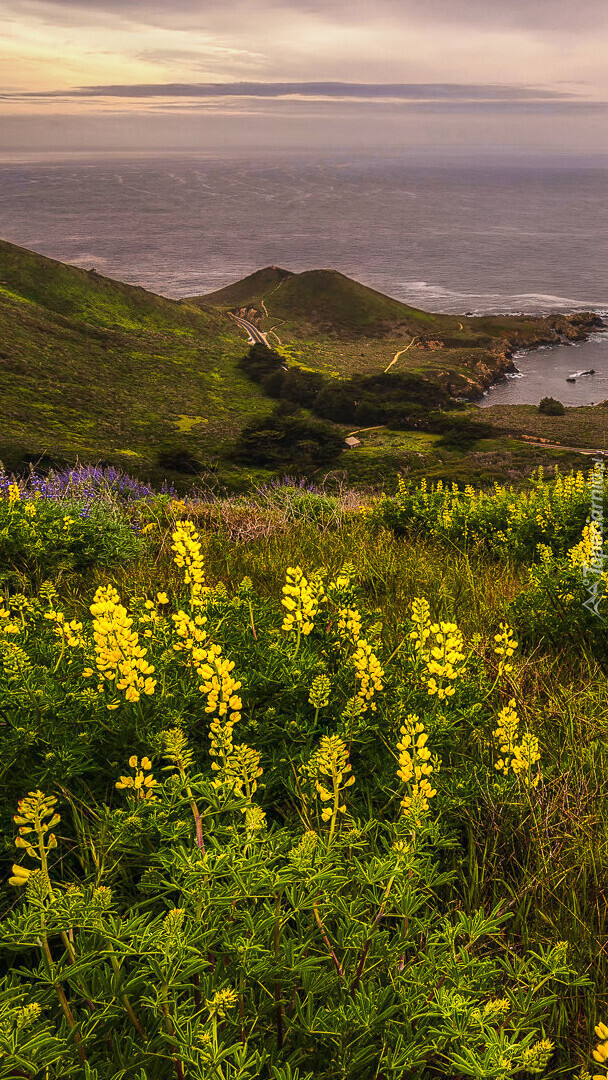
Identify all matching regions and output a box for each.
[0,80,583,103]
[12,0,608,33]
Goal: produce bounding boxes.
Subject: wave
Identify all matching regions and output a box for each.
[397,279,605,315]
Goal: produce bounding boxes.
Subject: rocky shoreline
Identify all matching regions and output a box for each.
[461,311,606,401]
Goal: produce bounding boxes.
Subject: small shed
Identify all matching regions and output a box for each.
[344,436,361,449]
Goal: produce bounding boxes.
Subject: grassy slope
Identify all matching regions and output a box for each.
[470,402,608,451]
[2,241,604,487]
[191,268,597,393]
[0,239,272,475]
[202,265,294,309]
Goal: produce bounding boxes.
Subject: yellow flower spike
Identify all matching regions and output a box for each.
[304,735,355,842]
[11,791,61,885]
[353,638,384,713]
[493,700,541,787]
[397,715,438,817]
[156,592,169,605]
[89,585,156,708]
[410,597,432,660]
[206,987,239,1019]
[308,675,331,710]
[281,566,325,641]
[424,620,466,700]
[493,622,518,677]
[171,520,208,606]
[337,606,362,644]
[221,743,263,799]
[172,609,207,654]
[596,1025,608,1041]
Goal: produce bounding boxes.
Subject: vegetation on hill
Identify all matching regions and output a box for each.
[0,466,607,1077]
[200,265,293,309]
[194,267,599,350]
[1,240,605,493]
[0,239,273,483]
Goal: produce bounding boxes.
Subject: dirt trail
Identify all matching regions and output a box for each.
[514,437,606,456]
[384,337,418,373]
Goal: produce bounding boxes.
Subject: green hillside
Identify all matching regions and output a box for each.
[0,239,271,479]
[192,267,600,390]
[1,240,603,488]
[202,265,294,309]
[193,265,595,347]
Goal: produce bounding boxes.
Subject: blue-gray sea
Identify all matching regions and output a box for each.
[0,151,607,405]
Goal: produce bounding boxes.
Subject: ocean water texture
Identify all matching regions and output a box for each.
[0,151,606,404]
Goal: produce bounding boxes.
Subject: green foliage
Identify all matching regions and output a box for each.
[539,398,566,417]
[2,467,608,1077]
[157,448,203,475]
[233,410,345,468]
[511,533,608,660]
[432,414,497,449]
[380,467,597,559]
[2,242,602,492]
[239,343,286,383]
[0,239,272,481]
[314,372,452,427]
[0,495,142,585]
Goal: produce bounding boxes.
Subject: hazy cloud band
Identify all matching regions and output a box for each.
[1,80,583,103]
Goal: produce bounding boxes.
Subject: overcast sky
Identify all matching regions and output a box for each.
[2,0,608,153]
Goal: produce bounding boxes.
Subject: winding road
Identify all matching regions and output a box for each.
[228,312,270,346]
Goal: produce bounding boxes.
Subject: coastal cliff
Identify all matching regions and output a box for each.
[438,312,605,400]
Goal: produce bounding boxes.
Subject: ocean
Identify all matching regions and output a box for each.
[1,151,607,404]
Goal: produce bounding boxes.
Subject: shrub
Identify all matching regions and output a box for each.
[0,489,143,584]
[0,528,593,1076]
[315,373,451,427]
[511,525,608,660]
[233,411,345,468]
[431,414,496,448]
[379,467,596,558]
[263,366,326,408]
[539,397,566,416]
[239,342,286,382]
[157,447,202,474]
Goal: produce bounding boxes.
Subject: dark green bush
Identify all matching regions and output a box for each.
[539,397,566,416]
[233,410,345,468]
[157,447,202,474]
[315,373,451,428]
[239,343,286,382]
[431,414,496,448]
[263,366,325,408]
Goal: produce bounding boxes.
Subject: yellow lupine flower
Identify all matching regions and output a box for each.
[308,675,331,710]
[306,735,355,837]
[493,622,518,677]
[493,699,541,787]
[281,566,324,637]
[353,638,383,712]
[425,622,465,700]
[171,520,207,606]
[116,755,158,800]
[337,606,362,643]
[90,585,156,707]
[397,714,437,816]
